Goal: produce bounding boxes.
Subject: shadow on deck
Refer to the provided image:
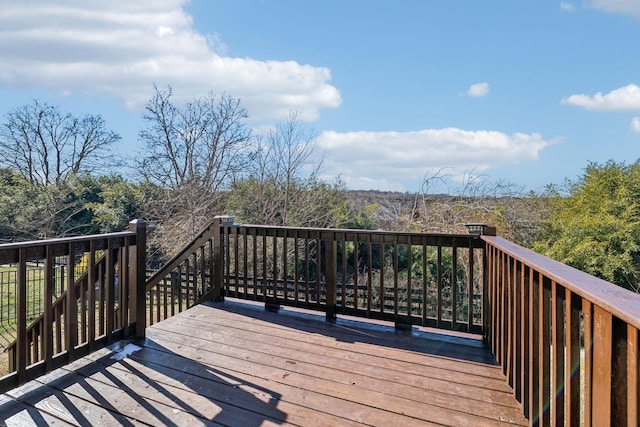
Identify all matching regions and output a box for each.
[0,299,526,426]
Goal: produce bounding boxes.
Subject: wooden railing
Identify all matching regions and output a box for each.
[219,221,487,333]
[2,215,640,426]
[144,220,223,325]
[484,235,640,426]
[0,220,146,392]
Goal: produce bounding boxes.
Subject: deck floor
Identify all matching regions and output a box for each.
[0,299,527,426]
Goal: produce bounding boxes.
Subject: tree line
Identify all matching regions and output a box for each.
[1,87,638,292]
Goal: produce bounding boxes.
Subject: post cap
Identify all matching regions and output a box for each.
[214,215,235,225]
[465,223,496,236]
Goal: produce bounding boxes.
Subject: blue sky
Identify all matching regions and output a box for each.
[1,1,639,193]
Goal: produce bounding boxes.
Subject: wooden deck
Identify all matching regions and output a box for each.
[0,299,527,426]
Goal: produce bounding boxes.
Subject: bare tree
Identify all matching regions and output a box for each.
[407,169,549,246]
[255,112,322,225]
[137,85,254,256]
[227,112,341,228]
[138,85,252,191]
[0,100,121,186]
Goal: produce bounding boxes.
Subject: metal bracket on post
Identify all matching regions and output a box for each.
[395,318,413,331]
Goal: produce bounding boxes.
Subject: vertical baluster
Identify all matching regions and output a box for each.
[44,246,54,371]
[467,239,474,333]
[262,232,268,302]
[292,230,299,304]
[406,239,413,325]
[272,231,278,305]
[582,300,593,427]
[177,263,184,314]
[233,226,239,298]
[436,238,442,328]
[522,266,531,419]
[379,234,385,316]
[529,269,540,423]
[120,244,129,336]
[452,244,458,330]
[87,242,96,349]
[628,324,639,426]
[505,253,512,381]
[191,252,198,306]
[422,239,427,326]
[367,234,373,317]
[489,245,497,355]
[564,290,581,426]
[16,248,27,379]
[282,230,288,302]
[551,282,566,425]
[105,242,115,340]
[303,231,309,304]
[66,243,78,361]
[341,234,347,311]
[539,276,551,426]
[98,258,105,337]
[242,228,248,298]
[512,259,520,399]
[591,305,614,425]
[392,235,399,317]
[498,249,505,369]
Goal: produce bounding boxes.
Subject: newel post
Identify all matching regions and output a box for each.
[129,219,147,339]
[465,223,496,344]
[212,216,226,302]
[323,230,337,323]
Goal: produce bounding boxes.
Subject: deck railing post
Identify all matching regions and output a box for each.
[482,241,490,345]
[129,219,147,338]
[465,223,495,344]
[212,216,225,302]
[323,231,337,323]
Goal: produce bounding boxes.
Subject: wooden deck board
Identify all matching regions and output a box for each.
[0,299,527,426]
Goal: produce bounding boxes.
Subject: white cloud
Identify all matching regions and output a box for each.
[631,117,640,133]
[561,84,640,111]
[560,2,577,12]
[465,82,490,97]
[317,128,553,190]
[587,0,640,18]
[0,0,341,120]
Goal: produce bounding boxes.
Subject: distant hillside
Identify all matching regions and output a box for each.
[343,189,549,246]
[345,190,419,207]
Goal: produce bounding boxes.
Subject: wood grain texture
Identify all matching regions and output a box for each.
[0,299,527,426]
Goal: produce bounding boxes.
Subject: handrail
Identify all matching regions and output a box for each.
[5,251,111,369]
[2,217,639,425]
[145,221,217,292]
[0,231,136,264]
[0,221,147,393]
[219,222,486,333]
[483,235,640,329]
[144,218,222,325]
[483,235,640,426]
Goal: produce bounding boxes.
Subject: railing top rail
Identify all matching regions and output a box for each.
[226,222,477,239]
[483,235,640,330]
[0,230,137,265]
[145,221,218,292]
[0,230,136,251]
